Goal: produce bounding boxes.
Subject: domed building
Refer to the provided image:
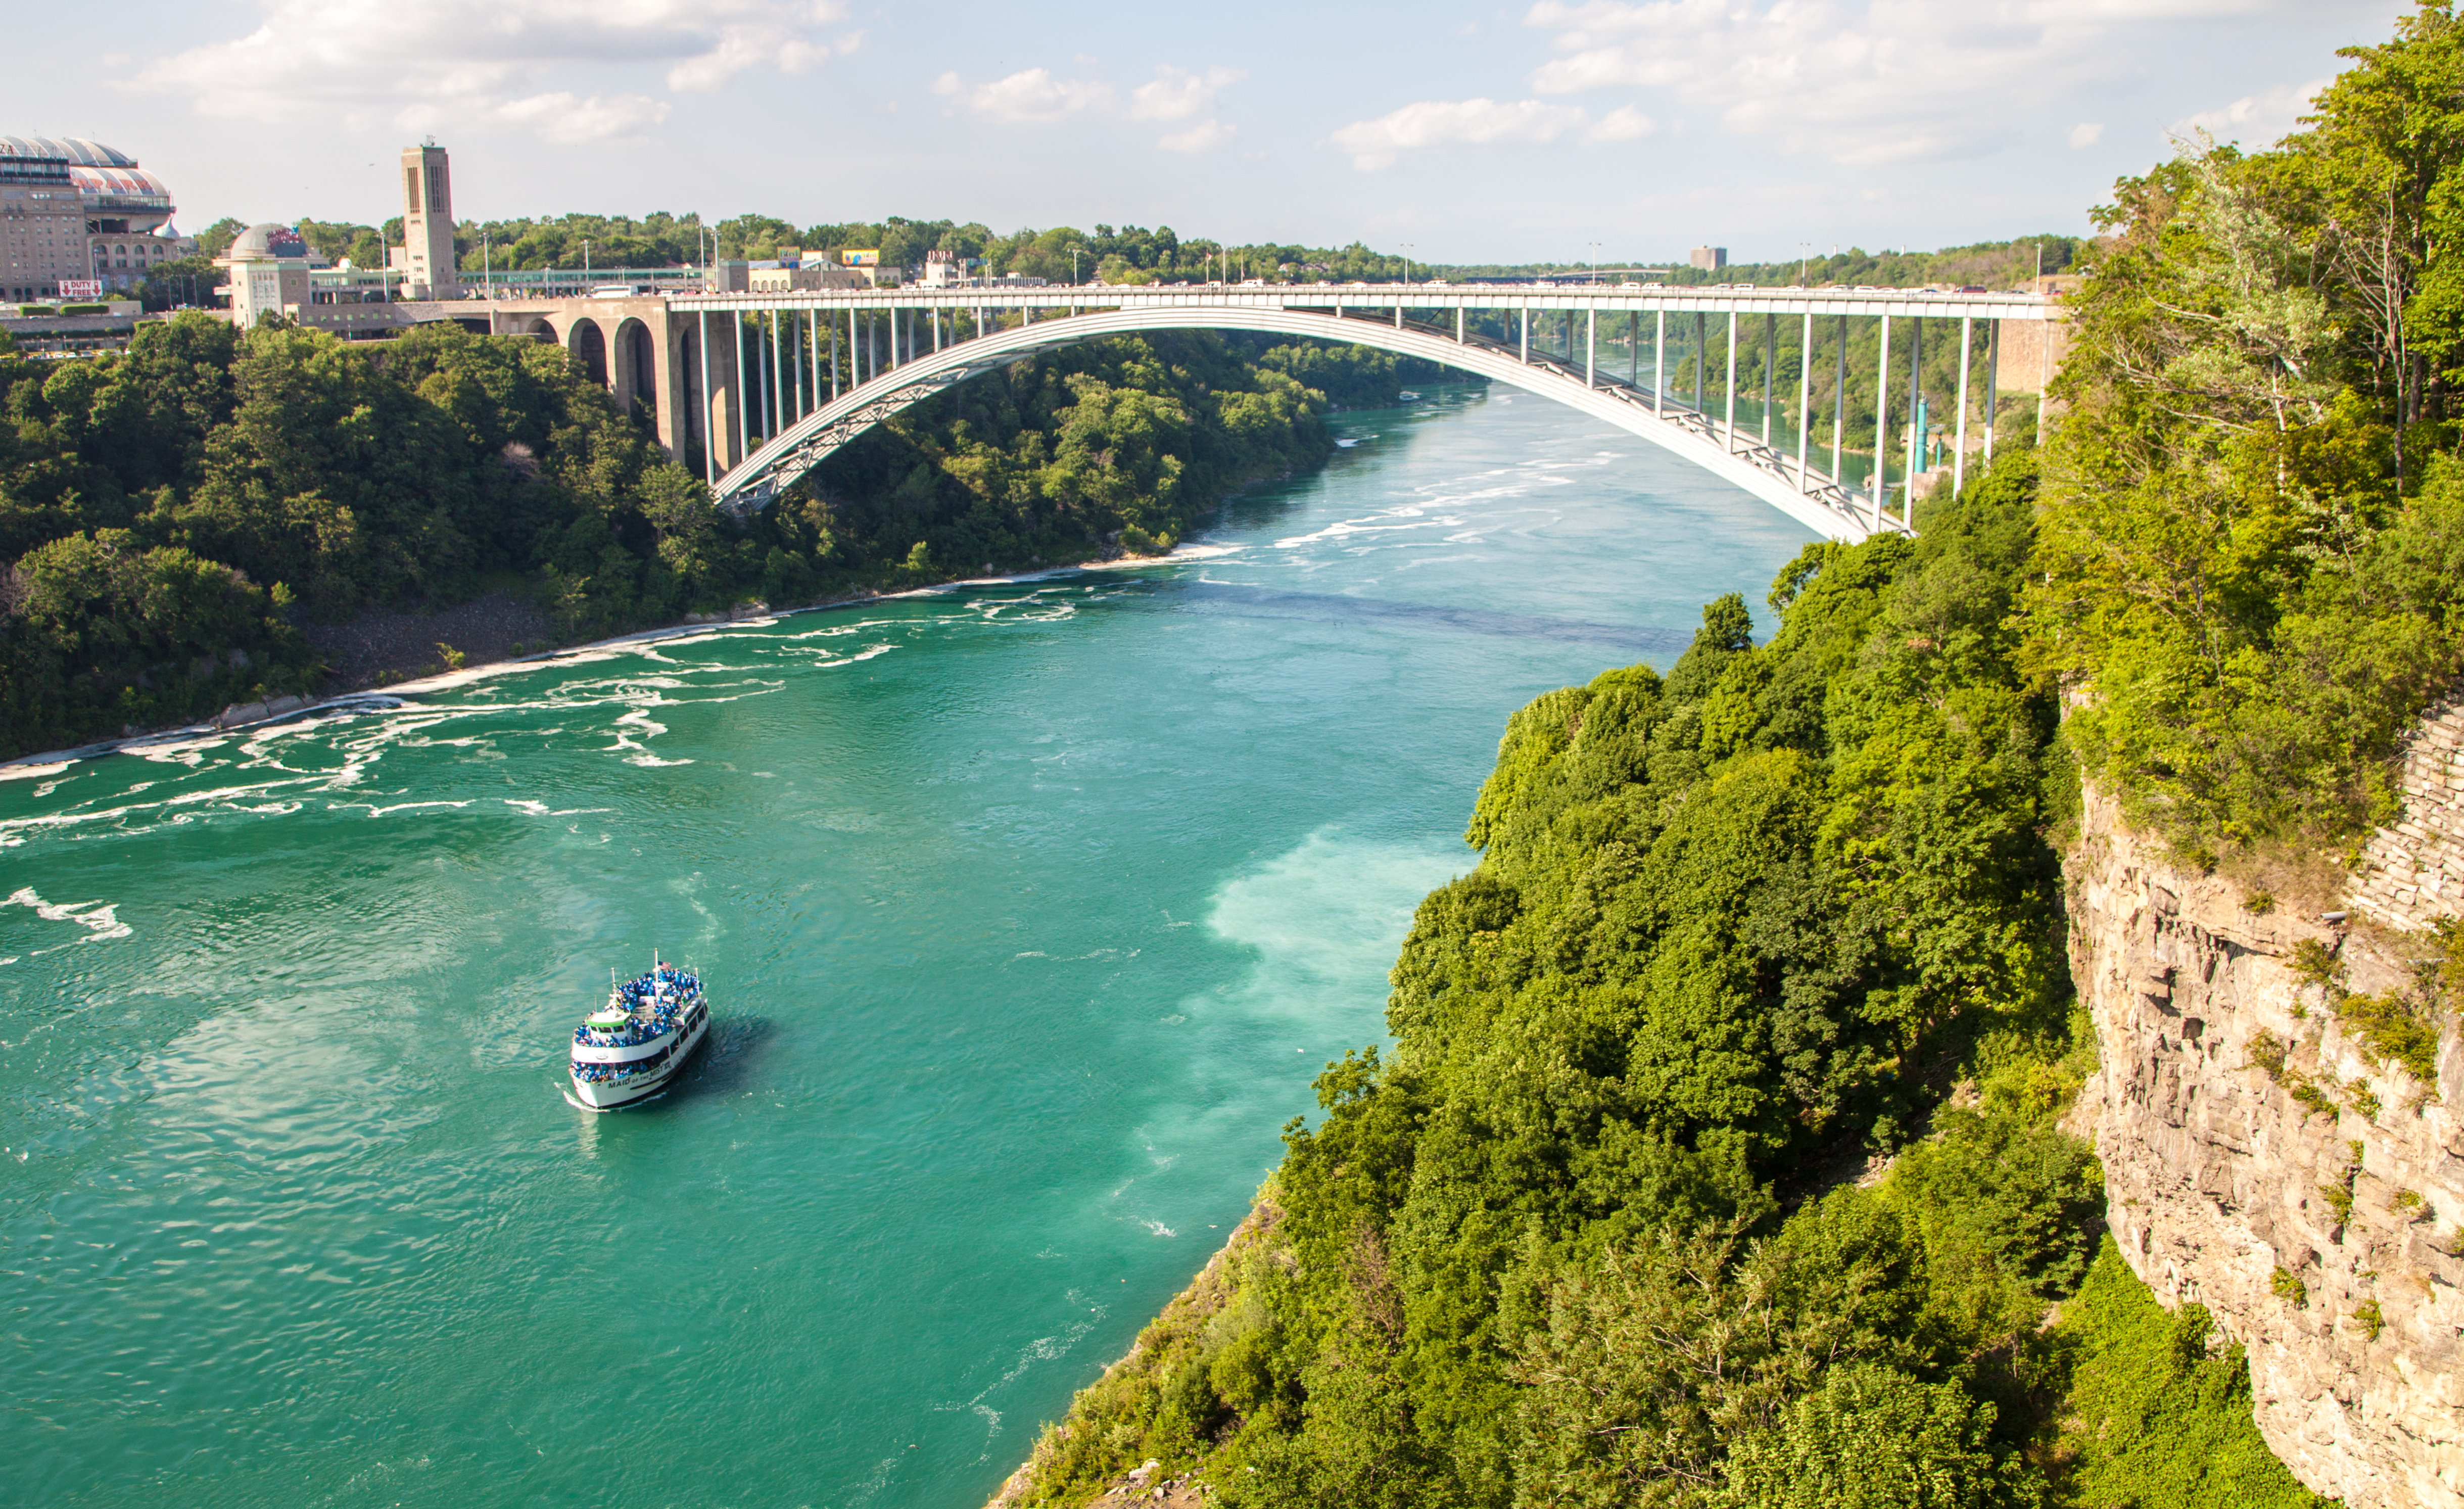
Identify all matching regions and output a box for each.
[214,222,310,326]
[0,134,192,299]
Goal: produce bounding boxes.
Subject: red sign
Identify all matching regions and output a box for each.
[57,279,102,300]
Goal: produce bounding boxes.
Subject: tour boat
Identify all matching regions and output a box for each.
[564,955,712,1110]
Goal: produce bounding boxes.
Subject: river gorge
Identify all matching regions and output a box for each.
[0,388,1813,1508]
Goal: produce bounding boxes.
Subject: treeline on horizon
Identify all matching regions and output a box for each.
[0,316,1435,759]
[144,209,2075,314]
[992,5,2464,1507]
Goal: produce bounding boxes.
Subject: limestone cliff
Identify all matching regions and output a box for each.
[2069,780,2464,1507]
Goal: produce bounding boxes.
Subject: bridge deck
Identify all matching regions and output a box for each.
[674,283,2053,321]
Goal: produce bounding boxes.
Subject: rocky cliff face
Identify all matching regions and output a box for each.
[2069,784,2464,1508]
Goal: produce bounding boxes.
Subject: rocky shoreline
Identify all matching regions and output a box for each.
[0,550,1196,773]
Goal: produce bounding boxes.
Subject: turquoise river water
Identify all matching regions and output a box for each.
[1,387,1812,1508]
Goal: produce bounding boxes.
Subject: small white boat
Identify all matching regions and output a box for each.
[564,956,711,1111]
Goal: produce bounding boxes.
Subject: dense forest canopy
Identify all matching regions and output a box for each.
[2034,0,2464,873]
[1001,457,2329,1509]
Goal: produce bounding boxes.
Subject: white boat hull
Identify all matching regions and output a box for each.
[565,1009,711,1111]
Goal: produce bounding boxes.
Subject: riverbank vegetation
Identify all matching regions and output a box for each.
[1000,453,2324,1509]
[0,317,1408,760]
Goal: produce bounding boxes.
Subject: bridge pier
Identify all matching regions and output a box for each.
[1762,313,1775,447]
[1984,322,1999,465]
[1955,315,1973,493]
[1653,311,1664,416]
[1723,312,1737,451]
[1831,314,1847,495]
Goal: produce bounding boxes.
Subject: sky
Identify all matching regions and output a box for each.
[15,0,2415,264]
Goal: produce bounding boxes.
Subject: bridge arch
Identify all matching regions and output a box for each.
[611,317,656,424]
[707,305,1893,542]
[568,318,608,386]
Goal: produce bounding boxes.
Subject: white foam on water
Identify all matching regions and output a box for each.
[0,886,134,963]
[1203,828,1464,1014]
[342,800,476,819]
[1078,828,1463,1266]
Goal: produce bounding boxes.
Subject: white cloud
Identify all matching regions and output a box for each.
[1330,98,1590,169]
[1583,105,1656,144]
[129,0,850,143]
[2068,121,2104,148]
[1519,0,2353,166]
[488,91,673,144]
[934,67,1116,123]
[667,23,833,92]
[1129,65,1244,122]
[2172,79,2328,148]
[938,62,1244,150]
[1159,119,1240,153]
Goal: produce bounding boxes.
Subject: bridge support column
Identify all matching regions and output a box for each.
[1585,308,1595,388]
[1692,312,1705,415]
[1795,313,1812,489]
[682,312,744,479]
[1519,306,1529,363]
[697,310,713,488]
[1832,315,1847,495]
[1762,313,1775,446]
[771,310,784,440]
[735,314,750,464]
[1872,316,1891,527]
[1652,311,1664,415]
[1723,311,1737,451]
[1456,306,1464,343]
[1954,314,1973,494]
[1983,321,1999,463]
[810,311,821,414]
[1906,318,1923,520]
[1630,311,1639,390]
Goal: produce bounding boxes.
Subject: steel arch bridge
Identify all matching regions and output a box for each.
[678,285,2053,543]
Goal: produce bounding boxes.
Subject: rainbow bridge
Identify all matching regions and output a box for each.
[482,282,2056,544]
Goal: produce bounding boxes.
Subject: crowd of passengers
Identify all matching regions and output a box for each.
[574,1058,660,1084]
[571,965,703,1050]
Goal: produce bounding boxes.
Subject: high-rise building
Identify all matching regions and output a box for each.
[395,142,459,301]
[1689,246,1727,271]
[1,135,191,299]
